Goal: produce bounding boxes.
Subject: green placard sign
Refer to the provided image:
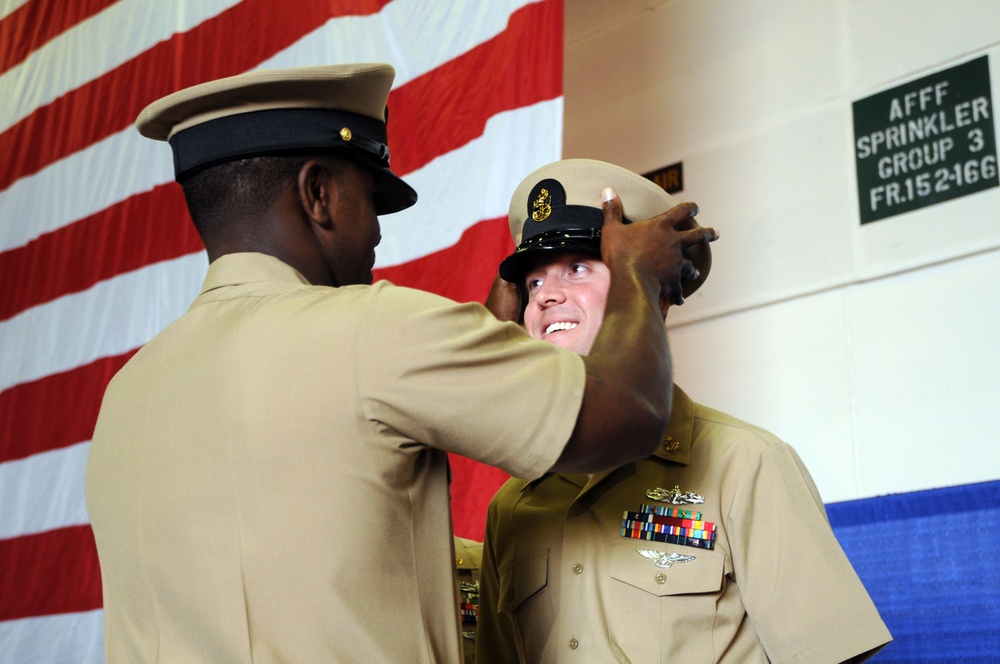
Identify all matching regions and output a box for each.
[853,55,998,224]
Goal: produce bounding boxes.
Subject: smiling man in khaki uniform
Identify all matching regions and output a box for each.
[476,159,892,663]
[84,65,718,663]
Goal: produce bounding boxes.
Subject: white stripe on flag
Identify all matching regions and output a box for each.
[0,442,92,539]
[0,252,208,392]
[259,0,538,87]
[0,610,104,664]
[377,98,563,267]
[0,0,30,22]
[0,126,170,252]
[0,0,244,133]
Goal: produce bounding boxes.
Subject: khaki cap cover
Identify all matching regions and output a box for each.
[136,63,417,214]
[500,159,711,297]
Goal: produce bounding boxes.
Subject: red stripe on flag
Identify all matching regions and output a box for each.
[0,183,201,323]
[0,0,120,75]
[0,350,137,464]
[373,216,515,304]
[0,1,560,322]
[0,0,391,191]
[0,525,102,621]
[448,452,509,541]
[389,0,563,175]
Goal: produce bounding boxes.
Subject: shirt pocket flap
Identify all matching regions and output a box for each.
[498,549,549,612]
[608,540,724,597]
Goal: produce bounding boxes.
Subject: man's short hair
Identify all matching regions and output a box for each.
[181,153,348,241]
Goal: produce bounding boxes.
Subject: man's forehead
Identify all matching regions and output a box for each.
[524,250,604,277]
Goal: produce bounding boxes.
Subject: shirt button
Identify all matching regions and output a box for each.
[579,496,592,506]
[569,638,579,650]
[507,588,515,600]
[655,573,667,585]
[572,563,583,575]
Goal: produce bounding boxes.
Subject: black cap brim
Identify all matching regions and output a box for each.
[354,157,417,215]
[498,229,602,283]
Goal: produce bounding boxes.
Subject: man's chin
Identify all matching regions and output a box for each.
[546,334,589,355]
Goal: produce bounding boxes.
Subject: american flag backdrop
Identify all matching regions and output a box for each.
[0,0,563,660]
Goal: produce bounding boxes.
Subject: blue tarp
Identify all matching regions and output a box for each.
[827,480,1000,662]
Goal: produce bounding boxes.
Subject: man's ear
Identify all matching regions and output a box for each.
[297,159,335,229]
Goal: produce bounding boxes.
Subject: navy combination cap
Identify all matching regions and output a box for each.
[135,63,417,215]
[499,159,711,297]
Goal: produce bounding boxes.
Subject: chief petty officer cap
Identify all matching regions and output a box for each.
[499,158,711,298]
[136,62,417,215]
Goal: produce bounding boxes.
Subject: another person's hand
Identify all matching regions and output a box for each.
[485,275,522,323]
[600,188,718,306]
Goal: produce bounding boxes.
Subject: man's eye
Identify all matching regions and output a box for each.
[526,278,542,292]
[570,263,588,274]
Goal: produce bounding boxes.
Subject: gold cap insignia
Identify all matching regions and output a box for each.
[532,188,552,222]
[340,127,352,141]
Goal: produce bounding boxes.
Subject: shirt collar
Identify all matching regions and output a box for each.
[195,252,311,301]
[522,384,696,496]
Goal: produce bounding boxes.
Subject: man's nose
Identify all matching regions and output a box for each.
[535,277,566,306]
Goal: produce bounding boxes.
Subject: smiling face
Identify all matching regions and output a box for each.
[522,252,611,356]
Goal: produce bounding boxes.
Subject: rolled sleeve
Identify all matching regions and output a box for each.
[357,282,585,480]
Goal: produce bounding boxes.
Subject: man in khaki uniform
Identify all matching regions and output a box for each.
[454,536,484,664]
[476,159,892,663]
[84,66,717,663]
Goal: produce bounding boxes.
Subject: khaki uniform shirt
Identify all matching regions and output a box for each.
[86,253,584,663]
[477,386,892,664]
[454,536,484,664]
